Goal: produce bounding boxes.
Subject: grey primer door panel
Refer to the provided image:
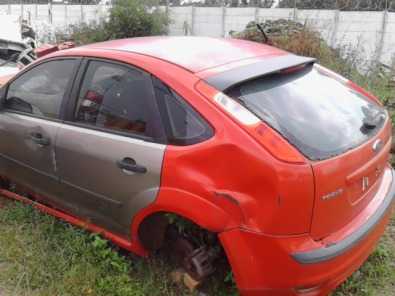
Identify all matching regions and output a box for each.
[56,124,166,237]
[0,113,62,204]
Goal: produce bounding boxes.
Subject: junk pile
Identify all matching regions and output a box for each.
[230,19,328,60]
[0,17,75,82]
[230,19,308,44]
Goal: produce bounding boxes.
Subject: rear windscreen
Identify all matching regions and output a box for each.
[227,65,386,160]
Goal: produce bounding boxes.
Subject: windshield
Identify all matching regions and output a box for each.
[227,65,386,160]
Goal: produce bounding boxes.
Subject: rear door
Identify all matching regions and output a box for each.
[56,60,166,236]
[0,59,78,204]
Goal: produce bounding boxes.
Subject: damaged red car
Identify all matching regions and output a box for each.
[0,37,394,296]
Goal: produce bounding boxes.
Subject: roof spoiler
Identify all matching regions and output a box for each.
[204,54,316,92]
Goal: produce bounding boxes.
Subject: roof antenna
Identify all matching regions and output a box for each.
[256,23,271,45]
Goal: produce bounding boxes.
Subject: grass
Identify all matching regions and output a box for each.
[334,213,395,296]
[0,199,393,296]
[0,199,236,296]
[0,199,180,296]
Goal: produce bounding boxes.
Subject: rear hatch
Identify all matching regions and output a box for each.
[226,64,390,239]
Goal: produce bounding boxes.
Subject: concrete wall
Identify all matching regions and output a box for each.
[0,4,394,65]
[169,7,395,66]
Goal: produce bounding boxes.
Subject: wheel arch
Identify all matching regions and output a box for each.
[130,187,242,252]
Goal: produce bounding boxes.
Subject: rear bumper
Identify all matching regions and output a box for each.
[292,169,395,264]
[219,167,395,296]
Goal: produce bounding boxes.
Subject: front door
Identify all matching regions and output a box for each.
[56,60,166,236]
[0,59,79,205]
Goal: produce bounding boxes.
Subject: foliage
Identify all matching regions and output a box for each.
[334,218,395,295]
[62,20,108,45]
[0,201,234,295]
[61,0,170,45]
[106,0,169,39]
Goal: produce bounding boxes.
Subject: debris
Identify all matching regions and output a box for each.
[170,268,185,284]
[170,267,203,293]
[230,19,308,44]
[183,272,201,292]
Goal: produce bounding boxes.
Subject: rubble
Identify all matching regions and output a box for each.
[183,272,201,292]
[230,19,308,43]
[170,268,202,292]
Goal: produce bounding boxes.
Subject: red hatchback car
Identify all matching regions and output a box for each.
[0,37,394,296]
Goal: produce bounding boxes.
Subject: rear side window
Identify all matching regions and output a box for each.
[74,61,163,140]
[5,59,77,119]
[227,65,386,160]
[153,77,213,145]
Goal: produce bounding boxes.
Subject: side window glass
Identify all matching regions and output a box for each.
[5,60,77,119]
[75,61,159,138]
[153,77,213,145]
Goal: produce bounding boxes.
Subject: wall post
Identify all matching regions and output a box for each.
[191,5,196,35]
[330,10,340,47]
[374,10,388,64]
[48,2,53,24]
[254,6,259,23]
[293,7,298,21]
[21,2,24,20]
[221,5,226,37]
[80,5,85,24]
[65,4,68,27]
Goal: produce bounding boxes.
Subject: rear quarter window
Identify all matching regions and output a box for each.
[153,77,213,145]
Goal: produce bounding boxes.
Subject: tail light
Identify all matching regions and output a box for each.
[195,80,305,164]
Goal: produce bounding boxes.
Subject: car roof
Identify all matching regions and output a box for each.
[79,36,287,73]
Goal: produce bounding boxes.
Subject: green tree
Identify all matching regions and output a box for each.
[65,0,169,45]
[105,0,169,39]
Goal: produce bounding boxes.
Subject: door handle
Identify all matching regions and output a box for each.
[117,158,147,174]
[30,133,50,146]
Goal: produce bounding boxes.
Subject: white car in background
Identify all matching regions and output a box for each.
[0,15,75,86]
[0,16,36,83]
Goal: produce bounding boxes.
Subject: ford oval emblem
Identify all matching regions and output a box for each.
[372,139,383,153]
